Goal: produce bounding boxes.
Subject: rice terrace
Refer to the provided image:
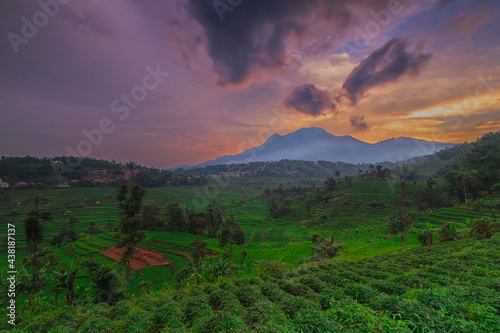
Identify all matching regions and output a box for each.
[2,0,500,332]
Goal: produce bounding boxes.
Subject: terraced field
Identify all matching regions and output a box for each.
[1,180,496,296]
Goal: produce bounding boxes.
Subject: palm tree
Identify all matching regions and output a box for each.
[204,256,234,283]
[183,259,205,286]
[52,270,67,307]
[16,263,49,311]
[414,223,435,247]
[312,234,346,259]
[440,222,458,242]
[51,262,78,306]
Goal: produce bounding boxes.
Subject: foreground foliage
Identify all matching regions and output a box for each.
[5,235,500,332]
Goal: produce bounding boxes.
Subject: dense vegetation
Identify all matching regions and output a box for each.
[177,160,396,180]
[4,235,500,332]
[441,132,500,201]
[0,156,205,188]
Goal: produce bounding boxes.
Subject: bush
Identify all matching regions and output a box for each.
[280,296,318,318]
[253,259,290,279]
[81,313,113,333]
[342,284,378,304]
[469,217,499,239]
[194,313,245,333]
[236,285,263,307]
[279,280,315,298]
[183,295,211,327]
[245,301,284,327]
[291,308,342,332]
[152,302,184,331]
[125,308,153,333]
[260,282,287,304]
[209,288,242,313]
[369,279,407,296]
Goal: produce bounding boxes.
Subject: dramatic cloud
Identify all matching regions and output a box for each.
[185,0,399,87]
[350,115,369,130]
[1,0,499,168]
[284,84,334,117]
[341,38,432,104]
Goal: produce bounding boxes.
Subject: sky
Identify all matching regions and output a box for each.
[1,0,499,168]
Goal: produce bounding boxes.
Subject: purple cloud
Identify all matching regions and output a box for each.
[184,0,404,87]
[341,38,432,104]
[284,84,334,117]
[350,115,369,130]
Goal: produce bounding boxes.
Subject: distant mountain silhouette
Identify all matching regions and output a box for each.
[185,127,456,168]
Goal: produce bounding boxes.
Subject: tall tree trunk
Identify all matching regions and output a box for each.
[126,259,131,295]
[67,268,77,306]
[401,161,408,251]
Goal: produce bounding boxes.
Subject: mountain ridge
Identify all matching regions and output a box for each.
[176,127,457,169]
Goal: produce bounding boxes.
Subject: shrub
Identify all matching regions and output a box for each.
[245,301,284,327]
[236,285,263,307]
[369,279,407,296]
[279,280,315,298]
[80,313,113,333]
[183,295,211,327]
[291,308,342,332]
[152,302,184,331]
[280,296,318,318]
[252,259,290,279]
[298,276,326,293]
[111,300,133,319]
[469,217,499,239]
[342,284,378,304]
[260,282,287,304]
[209,288,242,313]
[194,313,245,333]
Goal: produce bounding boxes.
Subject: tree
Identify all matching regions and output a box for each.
[397,161,412,251]
[191,237,208,263]
[24,211,51,275]
[52,264,79,306]
[116,184,147,294]
[83,258,124,304]
[142,204,163,230]
[413,181,449,211]
[325,177,336,192]
[165,202,186,232]
[180,259,205,286]
[376,165,383,178]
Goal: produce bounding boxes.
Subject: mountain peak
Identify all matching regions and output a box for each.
[188,127,457,168]
[294,127,328,134]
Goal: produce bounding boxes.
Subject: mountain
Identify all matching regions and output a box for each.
[184,127,457,168]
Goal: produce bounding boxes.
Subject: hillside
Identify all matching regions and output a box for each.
[5,235,500,332]
[0,156,205,188]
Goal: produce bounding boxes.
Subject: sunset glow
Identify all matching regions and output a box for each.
[1,0,499,167]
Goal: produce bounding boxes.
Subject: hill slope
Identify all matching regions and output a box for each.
[7,235,500,332]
